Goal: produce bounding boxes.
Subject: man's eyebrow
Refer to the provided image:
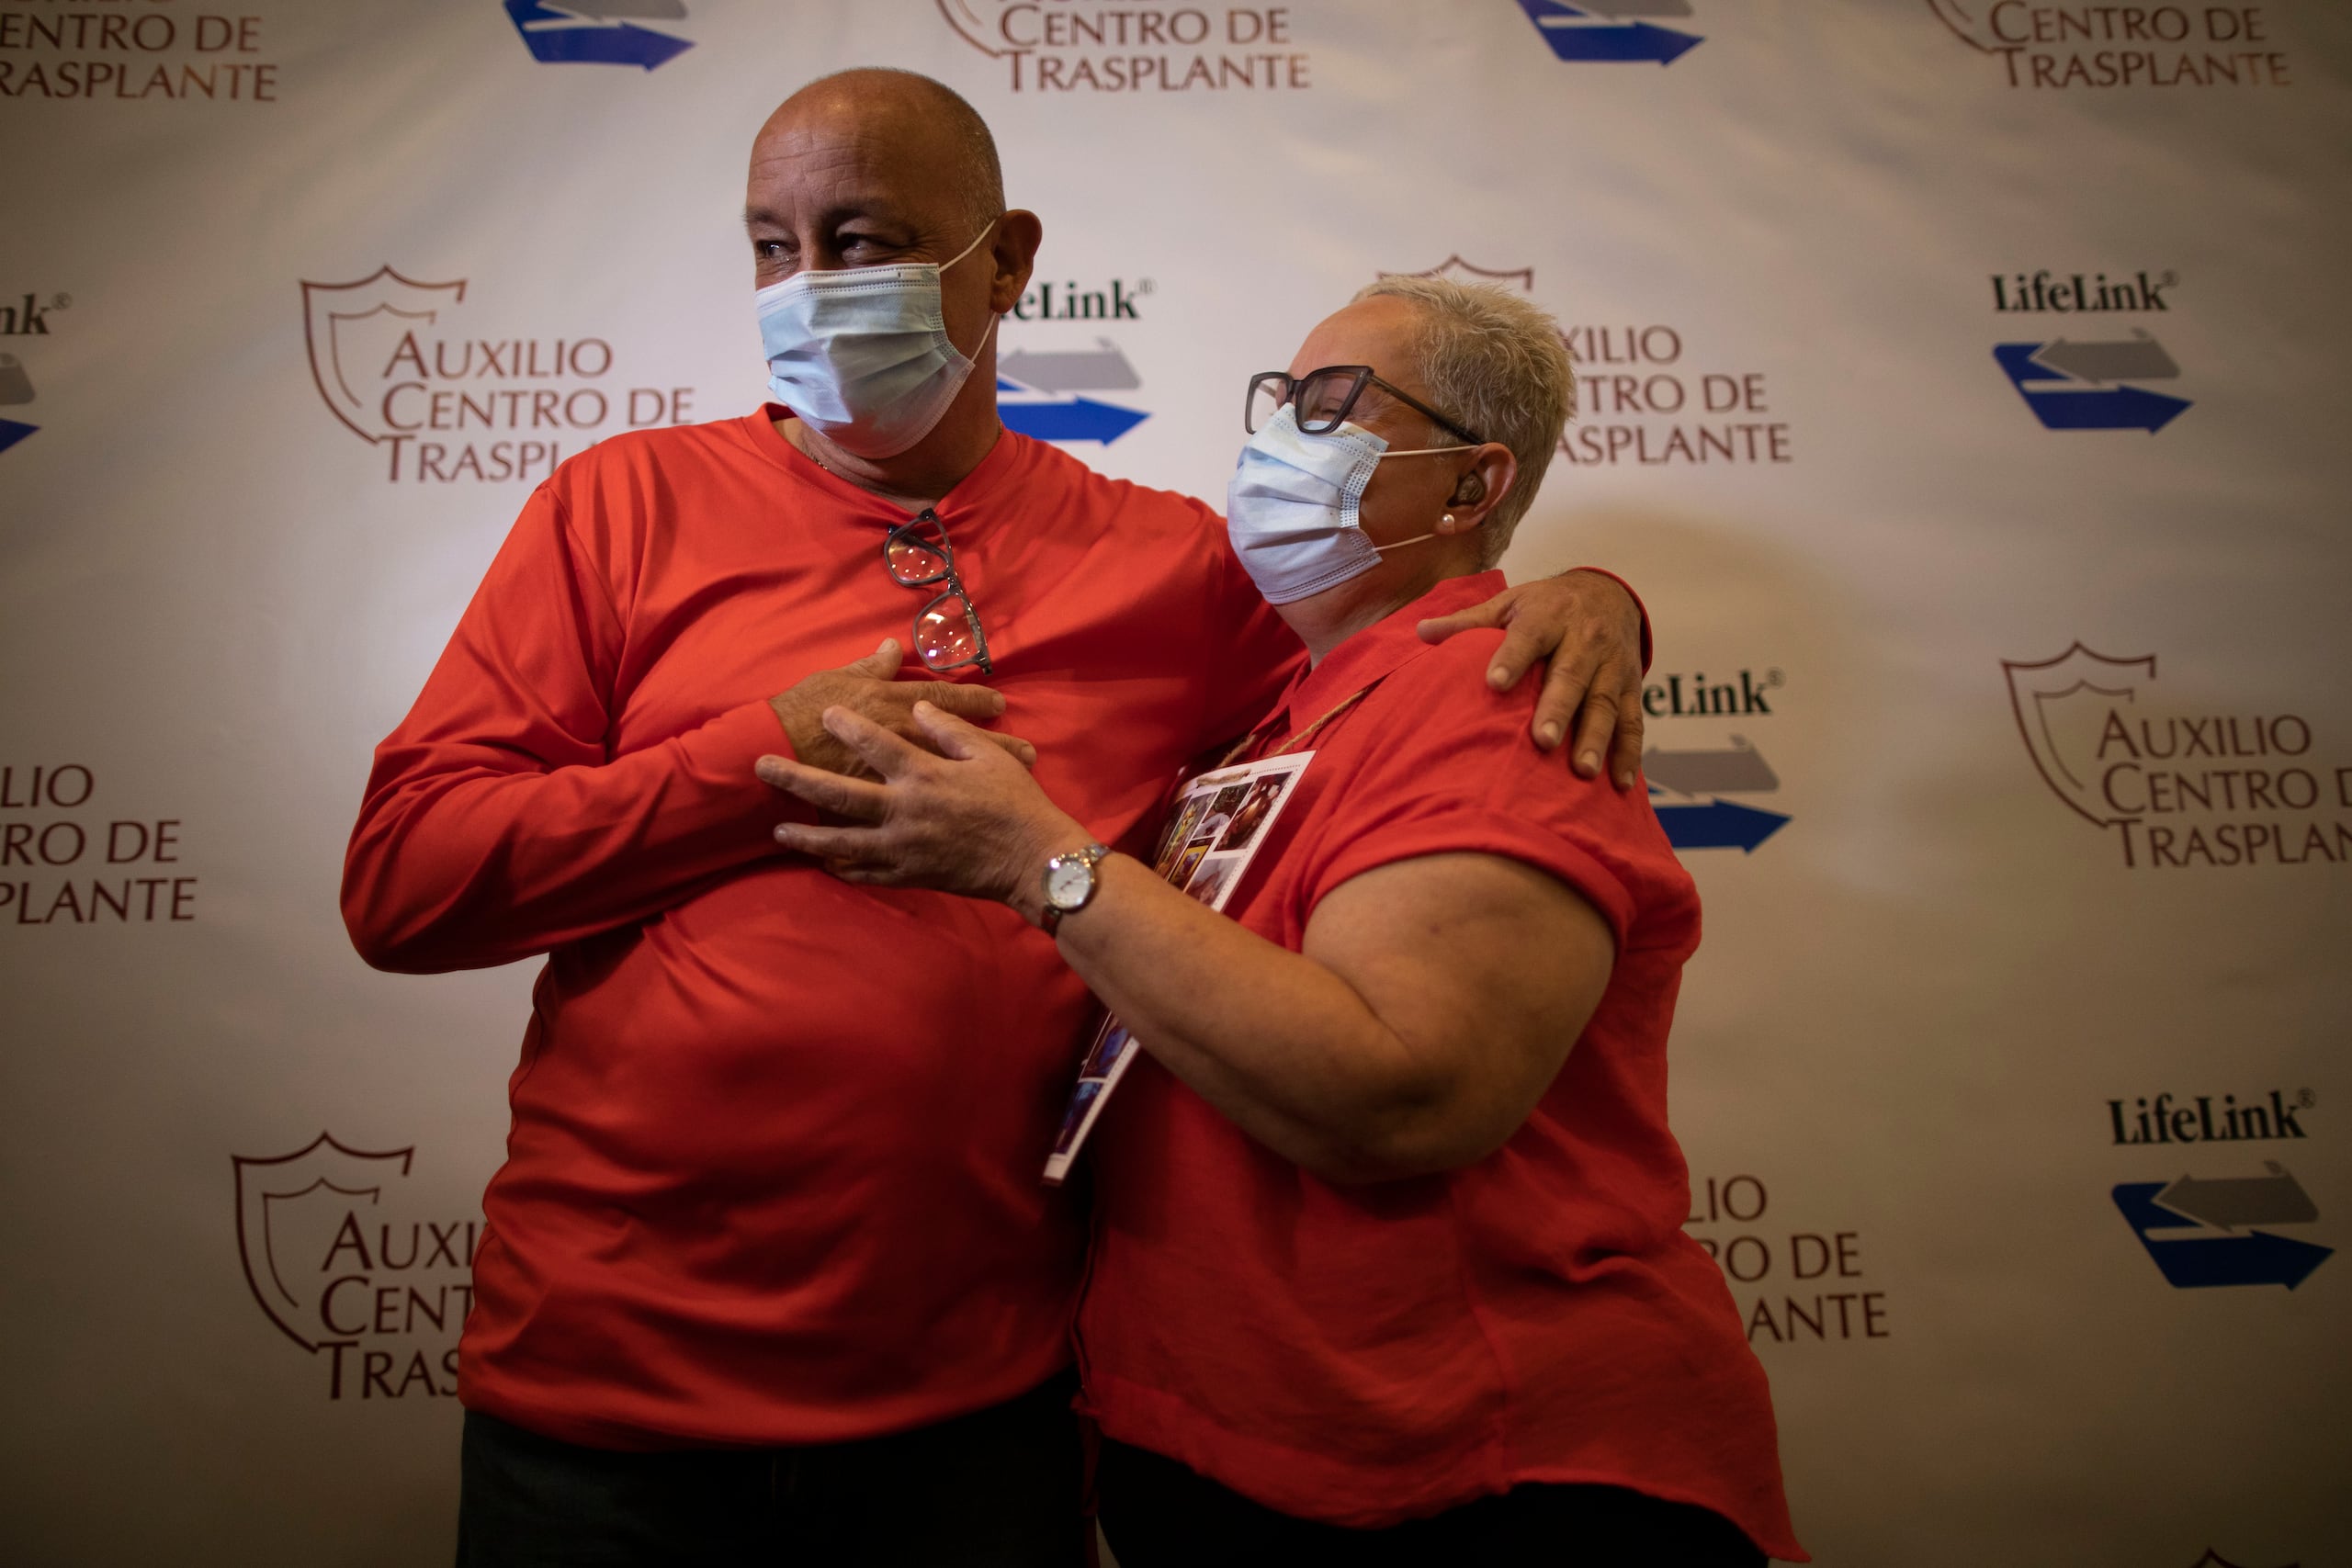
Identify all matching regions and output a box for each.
[742,201,917,232]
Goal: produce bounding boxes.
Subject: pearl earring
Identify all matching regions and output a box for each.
[1442,513,1455,526]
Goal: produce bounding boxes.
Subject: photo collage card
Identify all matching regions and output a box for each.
[1041,750,1315,1184]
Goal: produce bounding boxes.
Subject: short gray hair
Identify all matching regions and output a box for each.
[1353,275,1575,568]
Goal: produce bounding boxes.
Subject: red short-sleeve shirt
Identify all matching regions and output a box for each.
[1077,571,1803,1560]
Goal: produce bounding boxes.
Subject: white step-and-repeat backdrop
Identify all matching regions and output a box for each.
[3,2,2346,1563]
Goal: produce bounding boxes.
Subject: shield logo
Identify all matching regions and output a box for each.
[1383,256,1537,295]
[935,0,1002,57]
[300,267,467,444]
[1925,0,1997,50]
[2002,643,2157,828]
[233,1132,414,1350]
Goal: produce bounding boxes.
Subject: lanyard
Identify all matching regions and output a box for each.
[1218,679,1382,769]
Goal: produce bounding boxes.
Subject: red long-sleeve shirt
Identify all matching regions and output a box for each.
[344,412,1300,1447]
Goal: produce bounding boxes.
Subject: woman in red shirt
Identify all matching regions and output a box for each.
[759,276,1803,1564]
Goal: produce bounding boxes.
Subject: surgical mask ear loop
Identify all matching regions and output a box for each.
[1358,441,1471,554]
[942,221,1004,369]
[939,216,1001,274]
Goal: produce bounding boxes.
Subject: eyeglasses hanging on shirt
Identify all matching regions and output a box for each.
[884,510,992,674]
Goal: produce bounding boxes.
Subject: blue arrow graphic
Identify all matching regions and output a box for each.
[1518,3,1702,63]
[0,419,34,456]
[504,1,693,70]
[1994,344,2190,434]
[2112,1182,2332,1290]
[1653,798,1788,852]
[999,394,1149,446]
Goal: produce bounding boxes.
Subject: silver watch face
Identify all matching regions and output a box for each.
[1045,856,1093,909]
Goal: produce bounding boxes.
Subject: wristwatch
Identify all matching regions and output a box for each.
[1038,842,1111,934]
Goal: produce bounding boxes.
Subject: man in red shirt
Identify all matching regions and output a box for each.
[343,70,1648,1564]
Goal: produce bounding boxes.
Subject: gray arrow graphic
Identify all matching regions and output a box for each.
[1000,341,1141,394]
[1644,741,1779,796]
[2029,335,2180,385]
[1577,0,1696,14]
[2154,1164,2319,1231]
[0,354,31,406]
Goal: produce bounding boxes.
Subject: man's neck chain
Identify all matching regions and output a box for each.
[791,420,945,513]
[797,427,844,479]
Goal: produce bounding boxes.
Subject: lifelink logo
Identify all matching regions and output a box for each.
[1993,269,2173,313]
[2109,1089,2310,1146]
[0,292,57,336]
[1515,0,1702,64]
[1641,665,1792,855]
[503,1,693,70]
[995,276,1154,446]
[1643,669,1779,719]
[0,290,67,457]
[1010,278,1148,321]
[1991,267,2189,433]
[2107,1088,2330,1292]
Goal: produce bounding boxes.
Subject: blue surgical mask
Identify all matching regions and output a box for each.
[757,219,1001,460]
[1224,405,1470,604]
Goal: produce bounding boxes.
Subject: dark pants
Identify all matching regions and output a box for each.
[457,1376,1086,1568]
[1097,1438,1767,1568]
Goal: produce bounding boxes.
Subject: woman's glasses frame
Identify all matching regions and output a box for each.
[1244,365,1487,447]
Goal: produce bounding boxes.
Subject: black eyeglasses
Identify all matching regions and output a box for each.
[1245,365,1486,446]
[884,510,993,674]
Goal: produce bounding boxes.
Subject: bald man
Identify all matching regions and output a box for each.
[344,69,1650,1565]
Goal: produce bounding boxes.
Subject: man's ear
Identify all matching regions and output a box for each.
[990,210,1045,313]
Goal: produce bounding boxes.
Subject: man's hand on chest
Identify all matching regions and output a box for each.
[768,637,1038,781]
